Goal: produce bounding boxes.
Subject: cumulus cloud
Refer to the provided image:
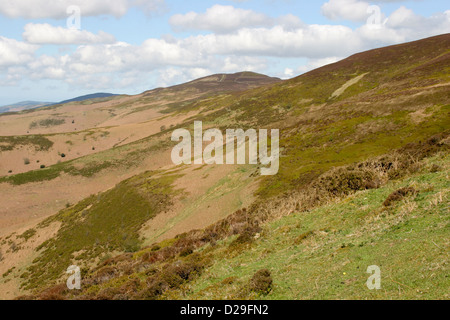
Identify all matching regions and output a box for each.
[357,6,450,45]
[23,23,116,45]
[0,37,38,86]
[0,36,37,68]
[158,67,212,87]
[170,5,305,34]
[194,25,361,58]
[170,5,272,33]
[322,0,372,22]
[0,0,164,19]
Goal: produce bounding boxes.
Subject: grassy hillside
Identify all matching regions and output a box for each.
[175,153,449,300]
[0,34,449,299]
[16,135,448,300]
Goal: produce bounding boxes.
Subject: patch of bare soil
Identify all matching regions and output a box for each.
[0,147,174,238]
[140,163,258,245]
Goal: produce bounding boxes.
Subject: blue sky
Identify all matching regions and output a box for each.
[0,0,449,105]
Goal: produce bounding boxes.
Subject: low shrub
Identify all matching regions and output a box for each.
[230,225,261,246]
[249,269,273,295]
[139,279,168,300]
[93,266,119,284]
[179,246,194,257]
[430,164,442,173]
[383,187,417,207]
[313,168,377,197]
[151,244,161,252]
[221,276,237,285]
[294,231,314,245]
[39,284,69,300]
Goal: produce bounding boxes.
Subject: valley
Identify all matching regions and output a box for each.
[0,35,448,300]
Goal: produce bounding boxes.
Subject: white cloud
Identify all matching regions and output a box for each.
[357,6,450,45]
[0,0,164,19]
[322,0,372,22]
[134,0,166,16]
[0,36,37,68]
[221,56,267,73]
[193,25,361,58]
[158,67,212,87]
[23,23,116,45]
[27,55,69,80]
[170,5,272,33]
[296,57,342,75]
[283,68,295,78]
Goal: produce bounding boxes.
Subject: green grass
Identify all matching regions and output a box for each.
[178,155,449,300]
[257,104,449,199]
[0,160,116,185]
[18,229,37,242]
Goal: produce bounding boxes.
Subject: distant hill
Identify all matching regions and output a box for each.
[55,93,119,105]
[0,101,54,114]
[0,74,274,114]
[143,71,281,96]
[0,93,120,114]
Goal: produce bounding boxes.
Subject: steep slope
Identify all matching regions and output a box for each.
[171,152,449,300]
[14,133,449,300]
